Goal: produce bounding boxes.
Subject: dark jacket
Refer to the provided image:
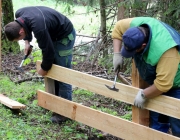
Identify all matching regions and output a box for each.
[15,6,74,71]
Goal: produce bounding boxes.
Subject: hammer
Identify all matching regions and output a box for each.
[15,45,33,72]
[105,69,120,92]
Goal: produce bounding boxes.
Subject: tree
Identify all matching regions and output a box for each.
[2,0,20,54]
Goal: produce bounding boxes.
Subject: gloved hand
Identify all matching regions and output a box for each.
[113,52,123,72]
[134,89,147,109]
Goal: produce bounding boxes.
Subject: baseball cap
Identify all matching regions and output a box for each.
[121,27,145,58]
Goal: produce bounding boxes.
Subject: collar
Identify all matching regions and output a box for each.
[15,17,31,38]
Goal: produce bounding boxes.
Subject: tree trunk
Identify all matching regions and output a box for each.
[131,0,149,17]
[117,0,127,20]
[99,0,107,57]
[2,0,20,54]
[90,0,107,66]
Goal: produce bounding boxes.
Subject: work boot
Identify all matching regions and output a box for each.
[50,113,68,124]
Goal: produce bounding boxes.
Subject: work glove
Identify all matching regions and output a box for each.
[134,89,147,109]
[113,52,123,72]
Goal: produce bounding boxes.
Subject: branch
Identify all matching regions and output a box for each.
[14,76,44,84]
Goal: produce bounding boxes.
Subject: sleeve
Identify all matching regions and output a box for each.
[35,29,55,71]
[154,47,180,92]
[23,34,32,42]
[111,18,134,40]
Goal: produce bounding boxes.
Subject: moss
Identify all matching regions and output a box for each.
[1,0,20,54]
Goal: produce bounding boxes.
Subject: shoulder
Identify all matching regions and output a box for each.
[161,47,179,58]
[116,18,134,25]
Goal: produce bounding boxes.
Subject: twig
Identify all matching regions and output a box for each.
[74,40,95,48]
[14,76,44,84]
[76,34,97,38]
[117,74,131,85]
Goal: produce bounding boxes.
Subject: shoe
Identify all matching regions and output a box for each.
[50,113,68,124]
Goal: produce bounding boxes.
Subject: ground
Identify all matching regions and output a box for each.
[1,52,130,140]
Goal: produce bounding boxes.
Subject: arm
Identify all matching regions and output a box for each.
[113,39,122,53]
[35,30,55,76]
[112,18,133,72]
[145,47,179,98]
[112,39,123,72]
[134,47,179,108]
[112,18,133,51]
[24,40,32,55]
[143,84,162,98]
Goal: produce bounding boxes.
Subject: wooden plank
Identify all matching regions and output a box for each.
[0,94,26,109]
[37,90,180,140]
[36,60,180,119]
[131,60,149,126]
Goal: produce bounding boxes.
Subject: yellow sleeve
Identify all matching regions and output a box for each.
[154,47,180,92]
[111,18,134,40]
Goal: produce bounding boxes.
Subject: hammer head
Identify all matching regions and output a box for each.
[14,66,24,73]
[105,84,119,92]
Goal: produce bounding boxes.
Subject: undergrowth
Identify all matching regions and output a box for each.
[0,74,131,140]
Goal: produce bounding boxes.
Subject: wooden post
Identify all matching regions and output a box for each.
[44,77,55,94]
[131,60,149,126]
[0,0,2,71]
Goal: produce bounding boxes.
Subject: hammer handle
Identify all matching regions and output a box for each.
[22,45,33,60]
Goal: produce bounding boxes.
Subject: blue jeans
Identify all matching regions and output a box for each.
[150,88,180,137]
[53,29,76,101]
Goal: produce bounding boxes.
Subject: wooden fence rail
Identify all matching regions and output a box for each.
[36,60,180,140]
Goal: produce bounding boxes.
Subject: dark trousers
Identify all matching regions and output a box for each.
[53,29,76,101]
[150,88,180,137]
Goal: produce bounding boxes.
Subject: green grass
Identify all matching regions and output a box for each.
[0,74,90,140]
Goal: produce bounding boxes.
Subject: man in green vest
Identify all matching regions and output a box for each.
[112,17,180,137]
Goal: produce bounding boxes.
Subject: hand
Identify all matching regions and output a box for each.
[113,52,123,72]
[38,68,48,76]
[134,89,147,109]
[24,43,32,56]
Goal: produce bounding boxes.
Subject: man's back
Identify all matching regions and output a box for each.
[15,6,73,40]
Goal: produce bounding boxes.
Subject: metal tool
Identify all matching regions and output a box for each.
[15,45,33,72]
[105,70,119,92]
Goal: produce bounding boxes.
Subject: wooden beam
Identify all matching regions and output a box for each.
[131,60,149,126]
[0,94,26,109]
[37,90,180,140]
[36,60,180,119]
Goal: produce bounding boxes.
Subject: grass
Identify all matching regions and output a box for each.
[0,74,90,140]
